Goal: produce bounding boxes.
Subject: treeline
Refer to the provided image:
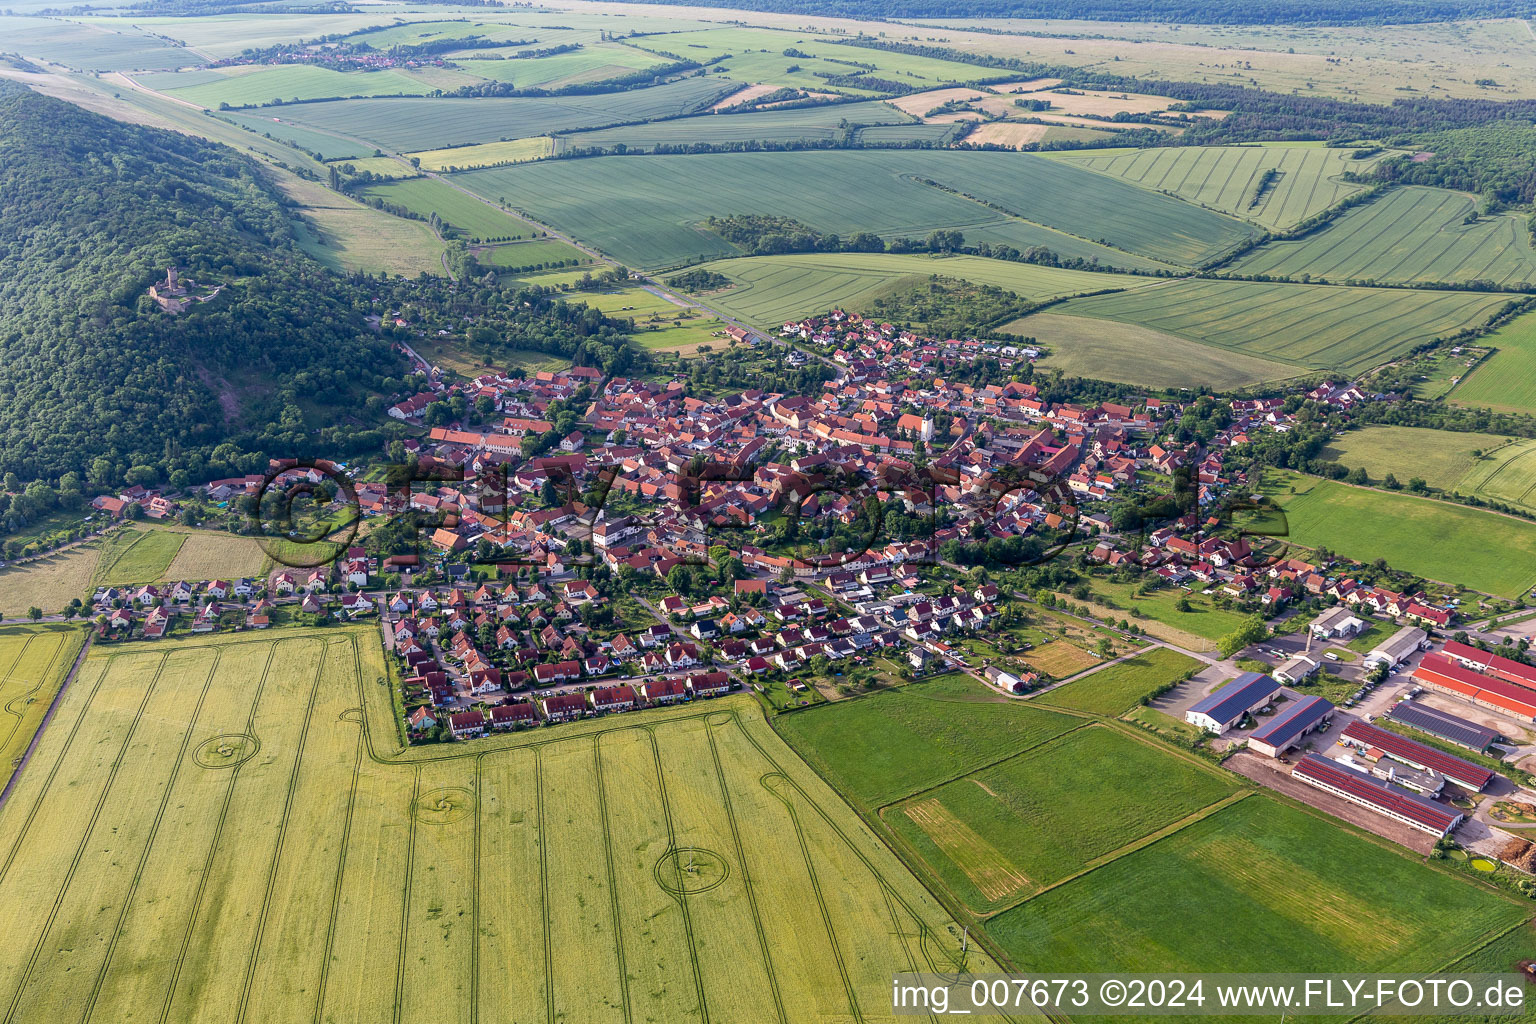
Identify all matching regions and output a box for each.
[1355,124,1536,208]
[702,213,965,257]
[440,60,707,99]
[617,0,1534,25]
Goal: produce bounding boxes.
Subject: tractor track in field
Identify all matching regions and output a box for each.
[313,699,365,1024]
[592,734,634,1024]
[76,648,223,1024]
[393,765,422,1024]
[646,726,714,1024]
[534,746,554,1024]
[701,718,788,1024]
[234,641,333,1024]
[156,642,281,1024]
[3,652,169,1024]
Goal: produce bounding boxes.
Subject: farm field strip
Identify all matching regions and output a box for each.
[1050,143,1385,230]
[1231,186,1536,288]
[0,627,80,783]
[1042,279,1517,375]
[555,98,914,151]
[453,151,1218,271]
[0,629,993,1021]
[1450,310,1536,414]
[264,77,737,152]
[92,527,186,586]
[362,176,532,240]
[1035,647,1201,717]
[1273,471,1536,597]
[683,251,1150,326]
[986,796,1528,972]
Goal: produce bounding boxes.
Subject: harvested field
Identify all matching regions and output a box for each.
[903,797,1033,903]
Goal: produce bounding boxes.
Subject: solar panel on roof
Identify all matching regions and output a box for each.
[1387,701,1497,751]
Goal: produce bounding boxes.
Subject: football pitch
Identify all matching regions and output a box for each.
[0,628,997,1023]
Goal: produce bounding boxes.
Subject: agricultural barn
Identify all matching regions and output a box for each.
[1386,701,1497,752]
[1412,652,1536,724]
[1291,754,1463,837]
[1363,626,1428,671]
[1310,607,1366,639]
[1440,641,1536,690]
[1349,753,1444,796]
[1247,695,1334,758]
[1339,720,1495,792]
[1272,655,1319,685]
[1185,672,1281,733]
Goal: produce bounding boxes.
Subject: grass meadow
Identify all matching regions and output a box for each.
[1320,426,1518,492]
[987,796,1529,972]
[0,628,998,1022]
[886,726,1237,912]
[361,177,532,241]
[1037,278,1517,376]
[406,136,553,171]
[1232,186,1536,288]
[1079,578,1252,643]
[0,544,100,616]
[1271,470,1536,596]
[0,625,82,780]
[1451,311,1536,414]
[1036,647,1201,717]
[679,251,1148,327]
[219,111,374,159]
[91,527,186,586]
[1007,310,1305,390]
[453,150,1250,270]
[143,64,435,108]
[451,44,668,90]
[1049,142,1386,230]
[775,672,1079,810]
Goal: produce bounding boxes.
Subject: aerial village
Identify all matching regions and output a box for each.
[61,309,1536,863]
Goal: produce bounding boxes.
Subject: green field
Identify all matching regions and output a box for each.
[1272,470,1536,597]
[1036,647,1201,717]
[140,64,436,108]
[1,15,197,70]
[555,99,914,152]
[475,237,588,270]
[1022,278,1517,376]
[680,252,1152,326]
[1080,578,1251,643]
[218,111,374,159]
[1008,310,1305,390]
[268,77,736,152]
[887,726,1237,912]
[455,150,1251,270]
[362,177,531,241]
[584,287,729,355]
[0,628,1002,1022]
[775,673,1079,810]
[1451,311,1536,414]
[1320,426,1518,492]
[987,796,1529,972]
[629,26,997,97]
[407,136,553,171]
[0,626,83,782]
[1049,143,1387,230]
[1231,186,1536,288]
[92,527,187,586]
[450,43,667,89]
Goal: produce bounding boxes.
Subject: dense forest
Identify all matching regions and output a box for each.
[624,0,1534,25]
[0,82,409,485]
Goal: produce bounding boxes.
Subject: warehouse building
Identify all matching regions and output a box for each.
[1386,701,1497,752]
[1363,626,1428,671]
[1248,695,1335,758]
[1185,672,1281,734]
[1347,751,1445,795]
[1441,641,1536,689]
[1413,652,1536,724]
[1340,720,1496,792]
[1273,654,1319,685]
[1292,754,1463,837]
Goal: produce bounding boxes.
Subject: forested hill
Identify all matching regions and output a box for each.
[0,82,402,483]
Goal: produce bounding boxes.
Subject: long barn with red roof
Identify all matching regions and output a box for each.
[1339,719,1495,792]
[1292,754,1463,837]
[1413,651,1536,724]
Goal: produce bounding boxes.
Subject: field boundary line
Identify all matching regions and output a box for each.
[157,640,283,1024]
[234,639,333,1024]
[77,647,223,1024]
[472,753,483,1024]
[0,630,77,794]
[0,641,104,878]
[312,649,366,1023]
[3,649,170,1024]
[869,720,1096,813]
[534,746,554,1024]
